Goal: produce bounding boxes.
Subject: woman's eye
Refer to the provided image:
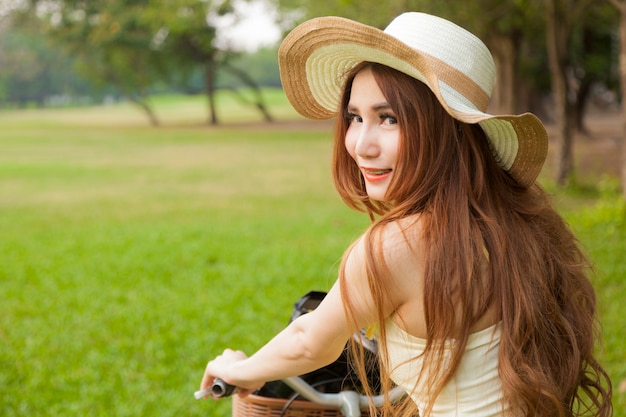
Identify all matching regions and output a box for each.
[346,112,362,123]
[380,114,398,125]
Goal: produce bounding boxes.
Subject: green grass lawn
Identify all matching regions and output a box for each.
[0,94,623,416]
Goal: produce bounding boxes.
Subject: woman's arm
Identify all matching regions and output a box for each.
[200,279,356,396]
[199,221,420,396]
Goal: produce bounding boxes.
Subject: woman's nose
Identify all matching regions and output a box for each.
[354,125,380,158]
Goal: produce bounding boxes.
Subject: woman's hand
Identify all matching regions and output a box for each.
[199,349,264,398]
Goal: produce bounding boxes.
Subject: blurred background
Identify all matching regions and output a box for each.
[0,0,623,188]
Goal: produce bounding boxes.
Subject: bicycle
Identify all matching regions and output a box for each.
[195,376,406,417]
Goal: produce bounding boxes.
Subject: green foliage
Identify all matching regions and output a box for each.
[33,1,164,97]
[279,0,408,27]
[0,17,93,106]
[217,46,281,88]
[571,2,620,89]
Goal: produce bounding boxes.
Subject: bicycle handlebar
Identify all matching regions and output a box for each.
[209,378,237,397]
[194,377,405,417]
[193,378,239,400]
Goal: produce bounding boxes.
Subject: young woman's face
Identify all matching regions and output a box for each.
[344,69,400,202]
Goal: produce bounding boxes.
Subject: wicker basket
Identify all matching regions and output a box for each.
[232,393,361,417]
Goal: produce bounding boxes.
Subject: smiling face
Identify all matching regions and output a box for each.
[344,68,400,203]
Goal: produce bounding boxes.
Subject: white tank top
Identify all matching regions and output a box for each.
[385,319,511,416]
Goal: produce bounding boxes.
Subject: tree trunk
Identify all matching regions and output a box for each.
[128,96,159,127]
[545,0,575,187]
[488,33,518,115]
[574,76,591,136]
[224,62,274,122]
[205,60,219,125]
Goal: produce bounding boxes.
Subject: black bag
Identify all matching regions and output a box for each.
[255,291,381,399]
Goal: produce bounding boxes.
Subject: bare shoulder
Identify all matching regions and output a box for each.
[340,214,427,327]
[375,214,428,335]
[372,214,427,305]
[375,214,426,269]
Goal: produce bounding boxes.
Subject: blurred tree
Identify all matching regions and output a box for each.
[0,11,92,107]
[144,0,272,124]
[0,24,51,106]
[19,0,165,125]
[218,46,281,88]
[18,0,274,125]
[608,0,626,196]
[570,4,618,134]
[544,0,602,186]
[275,0,407,28]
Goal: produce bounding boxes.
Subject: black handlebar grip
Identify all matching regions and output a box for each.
[211,378,236,398]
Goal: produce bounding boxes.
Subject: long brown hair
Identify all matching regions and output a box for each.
[334,62,612,416]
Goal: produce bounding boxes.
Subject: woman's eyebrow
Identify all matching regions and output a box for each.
[347,102,392,112]
[372,102,392,111]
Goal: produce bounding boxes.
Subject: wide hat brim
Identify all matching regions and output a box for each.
[278,14,548,188]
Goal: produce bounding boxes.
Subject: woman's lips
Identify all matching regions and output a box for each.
[361,167,392,182]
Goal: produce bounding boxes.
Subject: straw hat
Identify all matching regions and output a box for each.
[278,12,548,188]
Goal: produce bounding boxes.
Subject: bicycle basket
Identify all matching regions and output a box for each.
[233,393,371,417]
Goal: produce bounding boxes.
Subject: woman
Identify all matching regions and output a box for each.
[200,12,612,416]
